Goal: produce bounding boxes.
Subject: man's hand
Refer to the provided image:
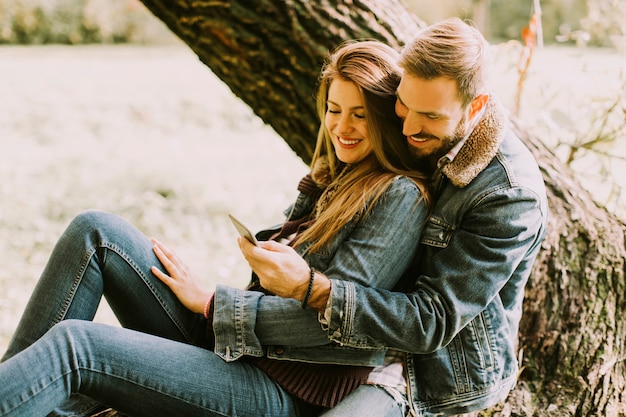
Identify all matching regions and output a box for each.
[151,238,213,314]
[237,238,331,311]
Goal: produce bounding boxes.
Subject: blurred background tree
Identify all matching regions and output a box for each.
[407,0,625,47]
[0,0,624,47]
[0,0,175,44]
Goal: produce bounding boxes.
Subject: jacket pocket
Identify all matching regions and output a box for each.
[420,216,454,248]
[409,314,499,402]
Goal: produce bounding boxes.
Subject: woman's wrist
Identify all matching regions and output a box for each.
[306,271,331,313]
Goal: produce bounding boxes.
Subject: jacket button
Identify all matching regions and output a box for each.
[275,347,284,355]
[333,330,341,338]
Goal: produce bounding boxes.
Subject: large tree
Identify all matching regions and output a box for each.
[135,1,626,415]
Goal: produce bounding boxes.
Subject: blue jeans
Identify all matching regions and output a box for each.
[319,385,405,417]
[0,210,300,417]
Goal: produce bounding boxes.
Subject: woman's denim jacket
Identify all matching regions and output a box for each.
[212,174,428,366]
[213,100,548,416]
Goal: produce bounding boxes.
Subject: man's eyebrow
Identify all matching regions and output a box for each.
[395,92,446,119]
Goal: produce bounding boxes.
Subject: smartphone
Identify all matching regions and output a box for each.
[228,214,259,246]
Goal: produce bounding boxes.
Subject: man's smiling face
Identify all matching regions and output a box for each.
[395,74,469,169]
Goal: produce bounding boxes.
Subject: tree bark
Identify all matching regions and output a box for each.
[134,1,626,415]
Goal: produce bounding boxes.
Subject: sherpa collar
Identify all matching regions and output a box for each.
[442,98,507,187]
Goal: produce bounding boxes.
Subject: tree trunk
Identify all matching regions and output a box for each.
[510,117,626,416]
[134,1,626,415]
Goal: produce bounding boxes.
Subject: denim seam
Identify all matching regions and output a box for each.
[54,247,97,325]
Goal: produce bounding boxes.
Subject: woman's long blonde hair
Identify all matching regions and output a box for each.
[294,40,431,254]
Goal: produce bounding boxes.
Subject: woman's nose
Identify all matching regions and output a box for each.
[337,115,353,134]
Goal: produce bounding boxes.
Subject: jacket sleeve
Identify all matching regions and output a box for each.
[325,185,547,353]
[212,177,428,356]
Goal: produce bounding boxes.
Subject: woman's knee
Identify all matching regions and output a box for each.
[68,210,115,234]
[65,210,138,248]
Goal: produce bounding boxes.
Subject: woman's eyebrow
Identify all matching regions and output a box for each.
[326,100,365,110]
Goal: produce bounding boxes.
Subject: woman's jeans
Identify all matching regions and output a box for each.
[0,210,299,417]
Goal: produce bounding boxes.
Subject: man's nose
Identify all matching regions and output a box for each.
[402,112,421,137]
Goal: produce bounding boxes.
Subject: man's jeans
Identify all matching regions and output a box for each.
[0,210,299,417]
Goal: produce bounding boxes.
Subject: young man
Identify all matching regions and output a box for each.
[238,18,548,415]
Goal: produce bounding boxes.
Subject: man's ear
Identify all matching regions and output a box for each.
[468,94,489,120]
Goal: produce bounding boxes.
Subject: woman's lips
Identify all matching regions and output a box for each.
[338,136,361,147]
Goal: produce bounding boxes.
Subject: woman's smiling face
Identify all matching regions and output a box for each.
[325,78,372,165]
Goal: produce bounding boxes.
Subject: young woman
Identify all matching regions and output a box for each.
[0,40,430,417]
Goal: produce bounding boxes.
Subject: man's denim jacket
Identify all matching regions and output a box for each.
[212,174,428,365]
[213,100,548,416]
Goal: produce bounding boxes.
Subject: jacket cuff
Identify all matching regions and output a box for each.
[212,285,265,362]
[326,279,357,346]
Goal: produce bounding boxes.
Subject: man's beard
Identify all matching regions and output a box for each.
[408,116,469,169]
